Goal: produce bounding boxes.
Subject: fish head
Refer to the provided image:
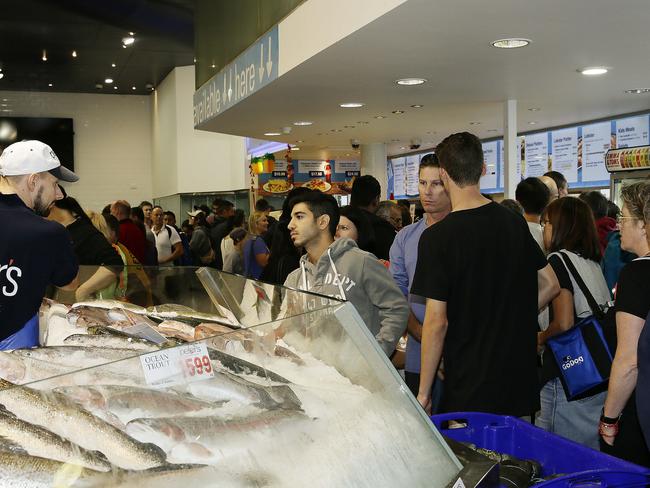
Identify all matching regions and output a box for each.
[54,386,107,409]
[126,418,184,454]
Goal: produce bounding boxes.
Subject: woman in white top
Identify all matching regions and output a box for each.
[221,209,245,268]
[536,197,611,449]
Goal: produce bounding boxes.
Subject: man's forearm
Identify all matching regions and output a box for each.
[418,317,447,399]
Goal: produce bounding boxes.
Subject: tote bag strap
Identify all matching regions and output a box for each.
[557,251,604,319]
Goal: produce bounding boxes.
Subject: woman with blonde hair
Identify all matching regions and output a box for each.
[243,211,270,279]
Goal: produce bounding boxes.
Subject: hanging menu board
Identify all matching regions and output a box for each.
[524,132,549,177]
[615,115,649,148]
[499,138,522,189]
[551,127,578,183]
[480,141,498,189]
[392,157,406,198]
[405,155,420,196]
[582,122,612,182]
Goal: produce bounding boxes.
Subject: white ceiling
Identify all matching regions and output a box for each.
[199,0,650,160]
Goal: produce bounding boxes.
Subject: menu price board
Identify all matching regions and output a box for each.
[615,116,649,148]
[480,141,498,189]
[392,157,406,198]
[582,122,612,182]
[524,133,549,177]
[551,127,578,183]
[257,160,360,196]
[405,156,420,196]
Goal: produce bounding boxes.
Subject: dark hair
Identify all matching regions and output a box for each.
[53,196,92,226]
[516,177,551,215]
[500,198,524,216]
[194,211,208,228]
[104,213,120,237]
[255,198,271,212]
[102,204,111,216]
[228,209,245,229]
[212,198,234,213]
[579,191,608,220]
[289,190,340,237]
[229,228,247,244]
[397,199,412,226]
[544,197,601,262]
[131,206,145,222]
[199,204,210,215]
[606,201,620,220]
[544,171,567,191]
[435,132,484,187]
[419,153,440,171]
[350,175,381,207]
[181,219,192,229]
[339,205,375,252]
[282,187,313,222]
[139,201,152,208]
[481,193,494,201]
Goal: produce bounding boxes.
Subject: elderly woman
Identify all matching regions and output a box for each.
[600,181,650,466]
[638,188,650,451]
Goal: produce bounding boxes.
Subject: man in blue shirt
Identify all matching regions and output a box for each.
[0,140,79,348]
[389,154,450,407]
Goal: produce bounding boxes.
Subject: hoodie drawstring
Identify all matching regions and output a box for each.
[299,249,347,301]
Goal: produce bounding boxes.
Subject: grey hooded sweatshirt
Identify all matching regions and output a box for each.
[284,238,409,355]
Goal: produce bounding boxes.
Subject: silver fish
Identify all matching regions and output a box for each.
[62,334,158,352]
[146,304,233,326]
[208,347,290,383]
[55,385,224,424]
[0,410,111,471]
[0,378,167,470]
[0,451,103,488]
[11,346,138,369]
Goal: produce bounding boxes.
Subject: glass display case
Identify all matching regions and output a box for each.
[1,266,463,486]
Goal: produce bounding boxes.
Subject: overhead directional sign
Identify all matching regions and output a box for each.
[193,26,279,128]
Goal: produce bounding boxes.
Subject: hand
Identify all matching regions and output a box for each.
[437,359,445,381]
[417,393,432,415]
[75,286,91,302]
[601,433,615,446]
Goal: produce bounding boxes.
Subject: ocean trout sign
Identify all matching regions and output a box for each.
[193,26,279,128]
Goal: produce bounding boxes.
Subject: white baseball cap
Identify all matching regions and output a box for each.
[0,140,79,182]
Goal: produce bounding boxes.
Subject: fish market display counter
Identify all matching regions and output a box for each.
[0,266,462,487]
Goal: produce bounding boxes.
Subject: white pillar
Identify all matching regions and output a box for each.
[503,99,518,199]
[360,143,389,199]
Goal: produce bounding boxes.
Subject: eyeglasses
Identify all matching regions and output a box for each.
[616,215,637,224]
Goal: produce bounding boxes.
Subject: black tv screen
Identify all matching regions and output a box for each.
[0,117,74,172]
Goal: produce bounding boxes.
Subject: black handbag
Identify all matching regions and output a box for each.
[546,252,616,399]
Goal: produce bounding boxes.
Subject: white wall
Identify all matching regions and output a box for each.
[151,65,247,199]
[0,90,152,212]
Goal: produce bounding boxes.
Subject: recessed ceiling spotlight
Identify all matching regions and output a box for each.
[469,122,481,125]
[333,129,343,132]
[105,78,114,84]
[410,104,423,108]
[95,83,103,89]
[400,146,407,150]
[291,147,300,151]
[72,50,77,58]
[296,140,304,143]
[392,110,405,114]
[264,132,281,136]
[357,121,369,125]
[625,88,650,94]
[344,125,356,129]
[528,107,540,112]
[48,83,53,87]
[211,63,216,69]
[528,121,537,125]
[122,36,135,47]
[396,78,427,86]
[491,38,531,49]
[374,115,387,119]
[41,50,47,61]
[0,73,4,80]
[339,102,364,108]
[132,86,136,90]
[129,31,134,36]
[579,67,608,76]
[111,63,116,68]
[346,153,351,156]
[114,86,118,90]
[391,139,401,142]
[293,121,312,126]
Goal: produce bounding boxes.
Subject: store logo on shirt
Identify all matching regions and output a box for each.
[0,259,21,297]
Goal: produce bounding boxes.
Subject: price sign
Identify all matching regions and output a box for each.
[345,171,360,177]
[140,342,214,387]
[309,171,324,177]
[272,171,286,177]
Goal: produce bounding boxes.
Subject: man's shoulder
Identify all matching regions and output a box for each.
[396,219,425,241]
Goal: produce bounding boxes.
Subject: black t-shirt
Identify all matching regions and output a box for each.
[67,218,123,267]
[0,194,78,337]
[616,257,650,320]
[411,201,547,416]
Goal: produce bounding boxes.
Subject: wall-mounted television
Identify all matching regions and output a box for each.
[0,117,74,172]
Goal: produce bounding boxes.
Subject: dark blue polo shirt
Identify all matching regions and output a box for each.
[0,193,78,338]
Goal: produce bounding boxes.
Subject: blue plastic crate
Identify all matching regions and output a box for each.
[431,412,650,487]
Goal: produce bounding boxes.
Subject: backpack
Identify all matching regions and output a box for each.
[168,226,193,266]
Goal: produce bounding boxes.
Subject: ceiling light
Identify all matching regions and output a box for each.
[42,50,47,61]
[122,36,135,46]
[72,50,77,58]
[211,63,216,69]
[293,121,312,126]
[391,139,401,142]
[132,86,136,90]
[357,121,369,125]
[0,74,3,81]
[528,121,537,125]
[291,147,300,151]
[296,140,304,143]
[469,121,481,125]
[392,110,405,114]
[129,31,134,36]
[410,104,423,108]
[111,63,116,68]
[95,83,103,89]
[528,107,540,112]
[48,83,52,87]
[105,78,113,84]
[344,125,356,129]
[625,88,650,94]
[400,146,407,150]
[340,102,364,108]
[346,153,351,156]
[264,132,281,136]
[374,115,387,119]
[491,38,531,49]
[114,86,118,90]
[579,67,608,76]
[396,78,427,86]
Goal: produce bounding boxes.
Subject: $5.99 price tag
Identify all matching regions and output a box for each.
[140,342,214,387]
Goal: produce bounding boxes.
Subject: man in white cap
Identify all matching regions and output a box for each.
[0,140,79,348]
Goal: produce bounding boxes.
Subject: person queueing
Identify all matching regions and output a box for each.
[412,132,559,416]
[243,211,270,279]
[0,140,79,348]
[389,153,450,408]
[601,181,650,466]
[284,191,409,356]
[150,206,184,266]
[335,205,376,254]
[535,197,611,449]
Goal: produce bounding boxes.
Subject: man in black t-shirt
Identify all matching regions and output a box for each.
[411,132,559,417]
[0,140,79,347]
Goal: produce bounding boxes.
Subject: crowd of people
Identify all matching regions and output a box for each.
[2,136,650,467]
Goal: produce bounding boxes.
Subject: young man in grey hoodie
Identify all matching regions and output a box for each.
[284,191,409,356]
